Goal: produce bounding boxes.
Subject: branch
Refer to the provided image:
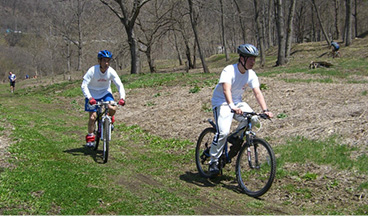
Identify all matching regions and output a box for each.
[100,0,123,20]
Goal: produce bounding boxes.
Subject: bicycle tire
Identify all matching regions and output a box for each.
[102,119,110,163]
[235,138,276,197]
[93,120,100,151]
[195,127,216,178]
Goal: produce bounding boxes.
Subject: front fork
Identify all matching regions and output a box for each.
[100,116,112,141]
[246,132,259,169]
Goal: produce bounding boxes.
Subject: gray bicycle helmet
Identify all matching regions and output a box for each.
[237,44,259,57]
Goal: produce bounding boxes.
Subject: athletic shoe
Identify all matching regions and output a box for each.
[85,134,95,148]
[209,162,220,175]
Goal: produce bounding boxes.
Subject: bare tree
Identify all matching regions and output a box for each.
[233,0,246,43]
[219,0,229,61]
[172,31,183,66]
[285,0,296,62]
[136,0,173,73]
[267,0,274,47]
[310,0,331,45]
[275,0,286,66]
[345,0,353,46]
[253,0,265,67]
[100,0,152,74]
[170,1,194,69]
[187,0,209,73]
[334,0,340,39]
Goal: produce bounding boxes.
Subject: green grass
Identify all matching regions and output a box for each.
[275,136,367,173]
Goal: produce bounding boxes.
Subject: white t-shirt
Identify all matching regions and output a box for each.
[211,64,259,108]
[81,65,126,100]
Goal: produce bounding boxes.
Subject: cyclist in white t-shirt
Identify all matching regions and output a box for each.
[81,50,126,147]
[209,44,273,175]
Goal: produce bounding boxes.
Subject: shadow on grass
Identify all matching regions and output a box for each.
[179,171,243,194]
[63,145,105,164]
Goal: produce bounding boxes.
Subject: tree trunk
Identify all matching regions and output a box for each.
[173,32,183,66]
[275,0,286,66]
[127,30,140,74]
[310,0,331,45]
[77,0,83,71]
[267,0,273,48]
[233,0,246,43]
[188,0,209,73]
[181,31,194,69]
[220,0,229,61]
[345,0,353,46]
[145,46,156,73]
[334,0,340,39]
[285,0,296,62]
[253,0,265,67]
[354,0,358,37]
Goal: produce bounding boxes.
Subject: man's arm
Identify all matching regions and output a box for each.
[111,72,126,100]
[252,87,273,117]
[223,83,242,114]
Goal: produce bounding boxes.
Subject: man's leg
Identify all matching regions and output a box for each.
[209,105,233,174]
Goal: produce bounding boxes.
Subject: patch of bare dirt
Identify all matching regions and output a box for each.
[117,73,368,150]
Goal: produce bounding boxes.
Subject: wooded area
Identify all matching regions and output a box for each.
[1,0,367,81]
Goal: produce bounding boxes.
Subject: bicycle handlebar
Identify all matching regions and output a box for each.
[231,110,270,120]
[94,101,117,107]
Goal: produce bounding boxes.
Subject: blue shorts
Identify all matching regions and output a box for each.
[85,93,115,112]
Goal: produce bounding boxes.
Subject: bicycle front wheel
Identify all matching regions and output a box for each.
[195,127,216,178]
[102,119,110,163]
[236,138,276,197]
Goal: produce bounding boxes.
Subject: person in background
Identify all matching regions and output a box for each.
[331,41,340,58]
[209,44,274,176]
[8,72,16,93]
[81,50,126,147]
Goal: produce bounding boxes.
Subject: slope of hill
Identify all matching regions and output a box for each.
[0,37,367,214]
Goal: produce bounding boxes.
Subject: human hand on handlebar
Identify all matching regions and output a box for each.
[89,97,96,105]
[118,98,125,106]
[263,111,274,118]
[231,107,243,115]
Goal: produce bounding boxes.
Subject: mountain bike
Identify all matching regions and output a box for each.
[93,100,116,163]
[195,112,276,197]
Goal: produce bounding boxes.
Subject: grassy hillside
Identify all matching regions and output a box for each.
[0,38,367,215]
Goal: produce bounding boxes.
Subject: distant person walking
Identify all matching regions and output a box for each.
[331,41,340,58]
[8,72,16,93]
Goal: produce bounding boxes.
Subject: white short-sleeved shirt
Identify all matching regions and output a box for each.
[211,64,259,108]
[81,65,126,100]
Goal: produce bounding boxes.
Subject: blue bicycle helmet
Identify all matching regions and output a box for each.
[237,44,259,57]
[97,50,112,59]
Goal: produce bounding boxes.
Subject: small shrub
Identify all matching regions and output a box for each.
[189,86,200,94]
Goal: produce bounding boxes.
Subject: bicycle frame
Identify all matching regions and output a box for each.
[217,112,267,168]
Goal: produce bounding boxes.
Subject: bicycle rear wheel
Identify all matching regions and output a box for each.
[195,127,216,178]
[236,138,276,197]
[102,119,110,163]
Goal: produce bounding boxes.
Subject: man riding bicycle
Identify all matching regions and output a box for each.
[81,50,126,147]
[209,44,273,175]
